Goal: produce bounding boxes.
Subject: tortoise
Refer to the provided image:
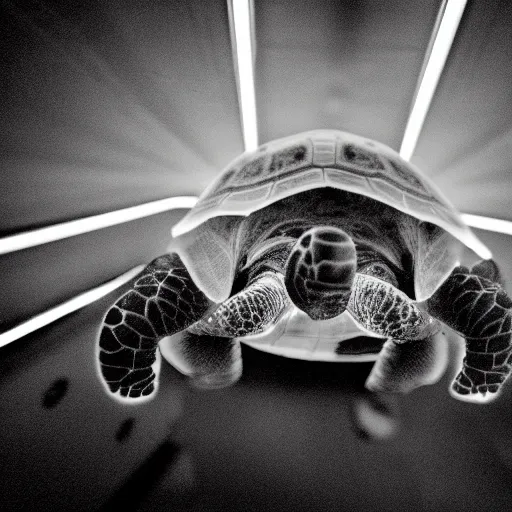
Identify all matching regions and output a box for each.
[97,130,512,404]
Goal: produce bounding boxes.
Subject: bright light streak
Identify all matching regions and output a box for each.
[462,214,512,237]
[400,0,467,160]
[230,0,258,152]
[0,196,198,256]
[0,265,144,348]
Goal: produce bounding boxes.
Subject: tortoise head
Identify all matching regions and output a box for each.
[284,226,357,320]
[238,224,357,321]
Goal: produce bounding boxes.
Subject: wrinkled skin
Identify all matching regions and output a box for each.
[96,190,512,407]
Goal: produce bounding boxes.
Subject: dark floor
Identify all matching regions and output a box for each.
[1,288,512,512]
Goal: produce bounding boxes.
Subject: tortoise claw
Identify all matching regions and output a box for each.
[450,380,501,403]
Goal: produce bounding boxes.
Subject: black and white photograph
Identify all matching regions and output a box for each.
[1,1,512,510]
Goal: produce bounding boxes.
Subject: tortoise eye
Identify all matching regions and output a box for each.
[372,263,391,277]
[359,261,399,288]
[238,254,248,269]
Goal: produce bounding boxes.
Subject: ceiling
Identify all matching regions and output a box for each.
[255,0,440,148]
[1,0,511,234]
[413,1,512,219]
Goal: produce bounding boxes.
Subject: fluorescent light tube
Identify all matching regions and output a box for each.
[400,0,467,160]
[462,214,512,237]
[230,0,258,152]
[0,196,198,256]
[0,265,144,348]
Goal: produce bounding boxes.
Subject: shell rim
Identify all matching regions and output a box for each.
[172,181,491,260]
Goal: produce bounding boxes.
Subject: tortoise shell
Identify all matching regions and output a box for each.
[170,130,491,307]
[173,130,488,259]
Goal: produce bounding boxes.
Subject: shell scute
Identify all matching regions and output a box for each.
[272,167,324,196]
[366,177,407,206]
[324,167,370,192]
[269,143,312,173]
[233,154,271,185]
[337,141,385,171]
[312,138,337,166]
[229,142,313,189]
[208,168,237,198]
[386,158,429,194]
[222,183,272,208]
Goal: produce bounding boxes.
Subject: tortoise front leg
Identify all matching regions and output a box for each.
[161,255,291,389]
[348,265,447,394]
[97,253,211,401]
[189,271,289,338]
[425,260,512,402]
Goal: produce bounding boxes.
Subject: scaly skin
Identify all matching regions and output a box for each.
[98,211,510,404]
[98,250,294,399]
[348,262,446,394]
[285,226,357,320]
[348,273,438,342]
[189,272,288,337]
[97,227,363,399]
[426,263,512,402]
[98,253,210,400]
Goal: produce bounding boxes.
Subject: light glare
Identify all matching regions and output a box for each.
[0,265,144,348]
[462,214,512,237]
[400,0,467,160]
[231,0,258,152]
[0,196,198,256]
